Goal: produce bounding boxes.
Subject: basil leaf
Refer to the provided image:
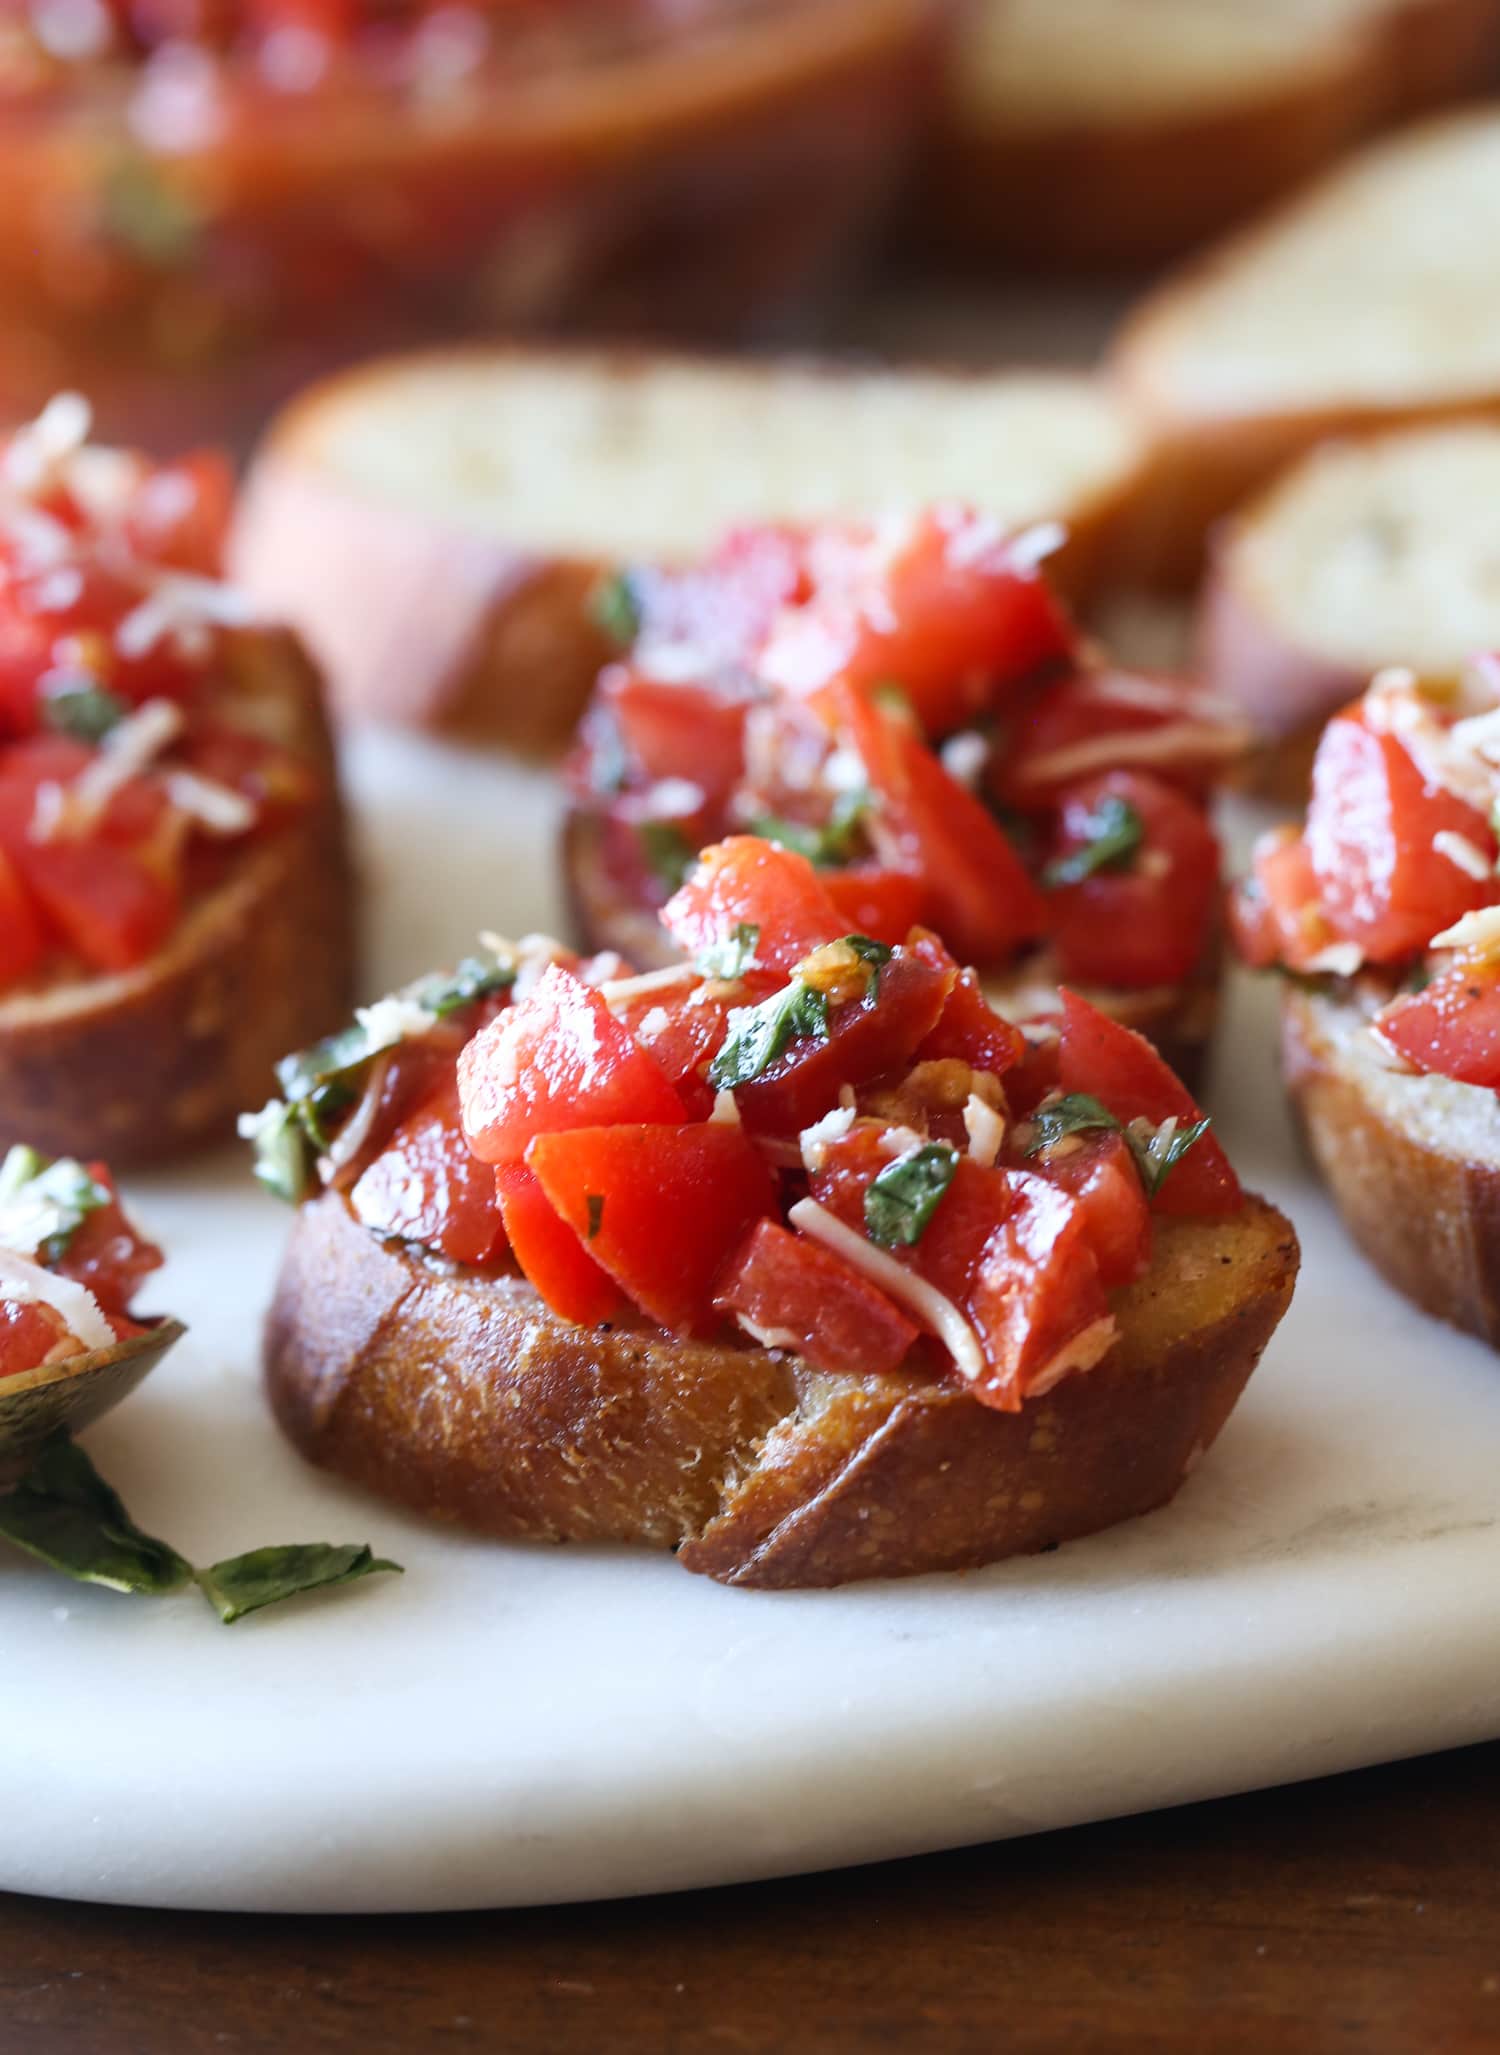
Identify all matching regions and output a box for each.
[750,789,872,869]
[695,921,761,981]
[41,678,127,744]
[864,1142,959,1248]
[1043,795,1145,889]
[274,1021,372,1108]
[1022,1094,1121,1153]
[585,1193,605,1241]
[709,980,829,1090]
[415,952,516,1020]
[638,820,695,893]
[0,1434,192,1596]
[0,1148,110,1263]
[195,1543,402,1625]
[241,1099,315,1205]
[1126,1115,1212,1198]
[590,571,643,647]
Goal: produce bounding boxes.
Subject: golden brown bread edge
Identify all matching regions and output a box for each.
[0,629,356,1166]
[265,1187,1298,1588]
[559,804,1221,1092]
[1284,983,1500,1345]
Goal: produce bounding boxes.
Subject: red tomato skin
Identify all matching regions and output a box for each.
[1231,829,1325,972]
[1029,1130,1151,1290]
[600,665,751,811]
[661,837,843,978]
[714,1218,918,1376]
[0,845,44,984]
[458,964,687,1166]
[965,1170,1109,1411]
[612,978,770,1122]
[1374,966,1500,1087]
[1001,669,1228,806]
[527,1122,776,1337]
[1046,770,1219,990]
[54,1164,163,1316]
[913,958,1027,1079]
[0,1297,72,1378]
[349,1078,506,1269]
[124,451,233,576]
[1057,989,1241,1217]
[12,840,178,973]
[820,866,926,948]
[1306,713,1497,963]
[493,1162,621,1327]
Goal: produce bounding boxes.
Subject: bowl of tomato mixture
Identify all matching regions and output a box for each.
[0,0,943,448]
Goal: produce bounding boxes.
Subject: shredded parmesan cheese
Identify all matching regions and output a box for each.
[162,769,255,836]
[0,1246,113,1355]
[1430,906,1500,958]
[1002,519,1066,573]
[1018,719,1245,787]
[598,963,697,1008]
[1302,941,1364,977]
[114,572,258,660]
[798,1104,856,1172]
[1433,829,1494,882]
[708,1090,742,1128]
[939,730,990,789]
[963,1094,1006,1168]
[787,1197,987,1384]
[1024,1315,1117,1397]
[34,698,184,841]
[354,993,439,1052]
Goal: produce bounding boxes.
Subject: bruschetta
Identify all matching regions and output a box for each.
[255,832,1298,1589]
[0,396,354,1165]
[563,506,1246,1088]
[1234,660,1500,1343]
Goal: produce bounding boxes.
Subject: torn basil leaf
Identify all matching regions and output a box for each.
[864,1142,959,1248]
[1042,795,1144,889]
[585,1193,605,1241]
[0,1434,191,1596]
[41,678,127,744]
[241,1098,315,1206]
[695,921,761,980]
[590,570,643,647]
[0,1148,110,1263]
[709,980,829,1090]
[415,951,516,1020]
[1126,1115,1212,1198]
[1022,1094,1122,1154]
[750,789,872,869]
[638,820,695,893]
[196,1544,402,1625]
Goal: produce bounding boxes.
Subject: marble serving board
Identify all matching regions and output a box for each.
[4,730,1500,1917]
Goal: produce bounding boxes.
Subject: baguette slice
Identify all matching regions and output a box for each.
[1111,107,1500,584]
[230,349,1151,751]
[266,1186,1297,1589]
[1284,983,1500,1344]
[1199,422,1500,787]
[0,632,355,1166]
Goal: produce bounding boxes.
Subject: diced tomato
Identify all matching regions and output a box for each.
[1057,988,1241,1217]
[458,964,687,1166]
[493,1160,621,1326]
[611,975,763,1122]
[181,722,315,826]
[0,1297,72,1378]
[715,1218,918,1376]
[527,1121,776,1336]
[600,665,752,812]
[628,525,808,675]
[1001,669,1236,807]
[13,840,178,973]
[820,865,925,948]
[1030,1129,1151,1290]
[1374,964,1500,1088]
[964,1170,1110,1410]
[1046,770,1219,989]
[0,845,44,984]
[0,595,57,737]
[661,836,844,977]
[733,942,955,1138]
[124,451,234,577]
[53,1165,163,1317]
[349,1077,506,1268]
[1306,711,1497,964]
[1230,828,1327,973]
[914,955,1026,1079]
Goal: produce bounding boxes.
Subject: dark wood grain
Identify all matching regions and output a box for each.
[6,1744,1500,2055]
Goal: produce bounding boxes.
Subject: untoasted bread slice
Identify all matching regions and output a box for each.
[230,349,1151,751]
[1199,422,1500,788]
[1112,107,1500,583]
[266,1186,1297,1588]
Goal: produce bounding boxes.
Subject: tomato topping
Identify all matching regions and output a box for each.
[53,1164,163,1314]
[820,865,925,947]
[12,839,179,973]
[123,451,234,577]
[1002,670,1233,805]
[459,964,687,1166]
[1004,1029,1062,1118]
[600,665,753,812]
[526,1121,776,1336]
[493,1161,621,1327]
[661,836,843,977]
[715,1218,918,1376]
[1046,769,1219,990]
[1231,828,1327,973]
[1374,964,1500,1088]
[0,1297,71,1379]
[350,1077,506,1269]
[1031,1129,1151,1290]
[0,846,44,983]
[1306,711,1497,964]
[611,975,756,1122]
[913,954,1026,1079]
[1057,989,1241,1217]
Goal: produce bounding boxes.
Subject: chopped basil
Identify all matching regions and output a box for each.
[864,1142,959,1248]
[590,571,643,647]
[41,678,127,744]
[1126,1115,1212,1198]
[638,820,695,893]
[242,1099,315,1206]
[750,788,872,869]
[709,979,829,1090]
[1022,1093,1122,1154]
[195,1544,401,1625]
[414,951,516,1020]
[273,1021,372,1108]
[100,157,200,267]
[1042,795,1144,889]
[841,932,894,997]
[0,1147,110,1264]
[695,921,761,980]
[585,1193,605,1241]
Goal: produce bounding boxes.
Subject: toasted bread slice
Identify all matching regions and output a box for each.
[1199,422,1500,790]
[1111,107,1500,584]
[0,632,354,1166]
[1284,982,1500,1343]
[266,1186,1297,1588]
[230,348,1151,751]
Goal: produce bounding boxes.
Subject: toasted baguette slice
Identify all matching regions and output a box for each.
[1285,983,1500,1343]
[1199,422,1500,789]
[266,1186,1297,1589]
[230,349,1151,751]
[0,633,354,1166]
[1111,108,1500,584]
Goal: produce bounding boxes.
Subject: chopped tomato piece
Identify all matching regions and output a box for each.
[661,836,844,977]
[1306,711,1497,964]
[123,451,233,576]
[0,1296,72,1378]
[493,1161,621,1326]
[611,975,762,1122]
[527,1121,776,1336]
[1002,669,1236,805]
[1057,989,1241,1217]
[715,1218,918,1376]
[55,1165,163,1314]
[1374,964,1500,1088]
[914,954,1026,1079]
[1231,828,1328,973]
[964,1170,1110,1411]
[600,665,752,812]
[1046,770,1219,990]
[458,964,687,1166]
[1004,1027,1062,1116]
[1030,1129,1151,1290]
[0,846,44,983]
[820,865,925,948]
[350,1077,505,1268]
[12,839,178,973]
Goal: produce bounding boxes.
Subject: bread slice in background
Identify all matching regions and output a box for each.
[1110,107,1500,583]
[231,348,1150,749]
[1199,422,1500,788]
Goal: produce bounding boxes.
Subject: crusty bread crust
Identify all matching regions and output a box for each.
[0,631,355,1166]
[0,1318,186,1483]
[1285,983,1500,1344]
[265,1189,1297,1588]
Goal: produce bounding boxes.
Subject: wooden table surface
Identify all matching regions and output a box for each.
[7,1740,1500,2055]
